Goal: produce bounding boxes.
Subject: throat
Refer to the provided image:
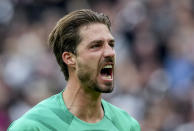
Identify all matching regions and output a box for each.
[75,104,104,123]
[63,86,104,123]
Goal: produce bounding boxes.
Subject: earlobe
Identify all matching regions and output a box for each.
[62,52,76,67]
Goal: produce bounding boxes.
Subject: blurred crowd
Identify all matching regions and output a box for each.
[0,0,194,131]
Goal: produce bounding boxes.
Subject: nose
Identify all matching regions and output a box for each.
[103,43,115,58]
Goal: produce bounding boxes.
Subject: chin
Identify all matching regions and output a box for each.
[94,84,114,93]
[101,88,114,93]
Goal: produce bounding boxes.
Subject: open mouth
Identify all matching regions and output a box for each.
[100,64,113,80]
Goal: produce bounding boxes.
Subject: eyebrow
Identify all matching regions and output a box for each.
[90,39,115,44]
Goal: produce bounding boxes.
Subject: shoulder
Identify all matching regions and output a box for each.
[8,93,62,130]
[102,99,141,131]
[8,118,45,131]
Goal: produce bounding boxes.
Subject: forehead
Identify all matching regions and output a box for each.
[78,23,114,43]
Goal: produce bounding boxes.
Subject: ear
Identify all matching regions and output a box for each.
[62,52,76,68]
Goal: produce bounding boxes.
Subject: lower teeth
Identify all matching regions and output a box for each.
[103,75,111,79]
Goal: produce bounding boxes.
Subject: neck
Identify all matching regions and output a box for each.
[63,76,104,123]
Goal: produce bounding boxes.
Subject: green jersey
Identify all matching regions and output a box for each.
[8,91,140,131]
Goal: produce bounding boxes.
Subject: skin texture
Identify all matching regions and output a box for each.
[62,23,115,123]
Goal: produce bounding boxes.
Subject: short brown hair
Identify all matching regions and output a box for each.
[49,9,111,80]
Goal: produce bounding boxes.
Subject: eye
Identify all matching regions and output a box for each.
[91,43,101,49]
[109,41,115,48]
[90,41,103,49]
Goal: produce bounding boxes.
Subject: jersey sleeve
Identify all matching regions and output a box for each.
[123,111,141,131]
[7,119,42,131]
[102,99,141,131]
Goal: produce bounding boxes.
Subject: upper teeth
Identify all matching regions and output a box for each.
[103,65,112,69]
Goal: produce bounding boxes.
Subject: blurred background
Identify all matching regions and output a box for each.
[0,0,194,130]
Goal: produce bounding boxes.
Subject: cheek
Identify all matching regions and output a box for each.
[76,59,98,83]
[77,59,97,74]
[78,52,101,68]
[76,57,100,79]
[76,48,103,74]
